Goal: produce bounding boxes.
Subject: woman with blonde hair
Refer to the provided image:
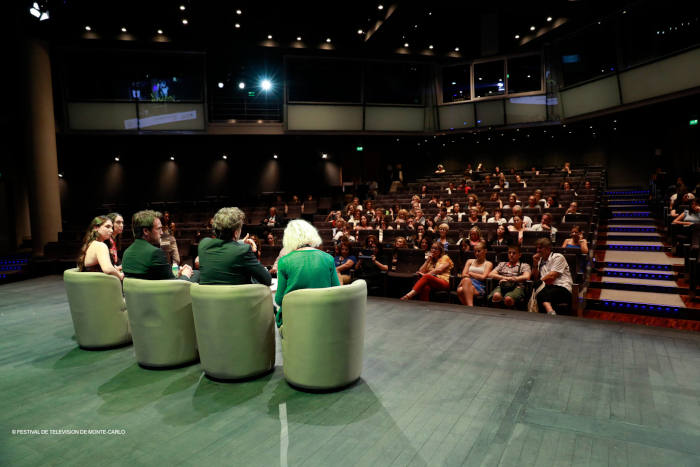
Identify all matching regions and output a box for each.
[274,219,340,327]
[457,241,493,306]
[77,215,124,281]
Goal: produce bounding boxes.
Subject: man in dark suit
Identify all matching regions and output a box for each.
[199,207,271,286]
[122,210,196,281]
[261,206,283,228]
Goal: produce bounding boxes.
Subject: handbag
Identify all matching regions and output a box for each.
[528,281,545,313]
[498,262,521,294]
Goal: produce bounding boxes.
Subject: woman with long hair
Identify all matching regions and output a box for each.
[105,212,124,265]
[77,216,124,281]
[400,241,453,301]
[457,241,493,306]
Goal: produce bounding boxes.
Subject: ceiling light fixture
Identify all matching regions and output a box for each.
[157,29,163,34]
[217,82,224,88]
[296,36,302,41]
[530,26,536,31]
[377,4,384,10]
[29,2,49,21]
[85,25,91,31]
[326,38,332,43]
[222,155,228,160]
[179,5,185,10]
[182,19,188,25]
[404,42,409,47]
[236,9,242,15]
[170,156,175,161]
[322,153,328,159]
[121,27,127,32]
[428,44,434,49]
[235,23,240,28]
[514,34,520,39]
[357,29,364,34]
[273,154,278,159]
[114,157,120,162]
[547,16,552,22]
[238,82,245,89]
[454,47,460,51]
[267,34,272,39]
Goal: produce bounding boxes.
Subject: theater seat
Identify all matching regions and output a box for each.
[123,278,198,368]
[63,268,131,349]
[190,283,275,380]
[281,280,367,391]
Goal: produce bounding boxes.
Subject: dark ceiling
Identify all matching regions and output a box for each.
[19,0,633,60]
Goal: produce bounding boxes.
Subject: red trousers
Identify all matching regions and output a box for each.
[412,274,450,301]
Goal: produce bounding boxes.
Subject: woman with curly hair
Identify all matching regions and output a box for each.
[77,215,124,281]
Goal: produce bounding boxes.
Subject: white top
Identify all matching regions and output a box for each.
[508,215,533,228]
[530,224,558,241]
[538,252,573,292]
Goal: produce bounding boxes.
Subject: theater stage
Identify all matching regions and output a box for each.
[1,276,700,466]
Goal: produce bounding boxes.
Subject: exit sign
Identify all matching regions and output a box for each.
[690,119,698,126]
[356,146,364,151]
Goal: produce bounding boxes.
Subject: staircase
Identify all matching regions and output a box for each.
[585,188,697,322]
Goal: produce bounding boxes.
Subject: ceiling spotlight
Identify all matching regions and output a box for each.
[454,47,460,51]
[547,16,553,22]
[429,44,434,49]
[273,154,278,159]
[530,26,536,31]
[404,42,409,47]
[514,34,520,39]
[235,23,240,28]
[377,4,384,10]
[238,82,245,89]
[267,34,273,39]
[326,38,332,43]
[58,173,63,178]
[85,25,91,31]
[296,36,302,41]
[157,29,163,34]
[121,27,127,32]
[29,2,49,21]
[261,79,272,91]
[114,157,120,162]
[222,155,228,160]
[182,19,188,25]
[322,153,328,159]
[357,29,364,34]
[217,82,224,88]
[179,5,185,10]
[236,9,242,15]
[170,156,175,161]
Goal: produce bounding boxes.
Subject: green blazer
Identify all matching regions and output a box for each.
[122,238,178,281]
[198,237,272,286]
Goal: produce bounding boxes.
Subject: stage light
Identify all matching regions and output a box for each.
[454,47,460,52]
[429,45,433,49]
[514,35,520,39]
[238,82,245,89]
[236,9,242,15]
[218,82,224,88]
[121,27,127,32]
[547,16,552,22]
[530,26,536,31]
[58,173,63,178]
[297,36,302,41]
[378,4,384,10]
[29,2,49,21]
[182,19,188,25]
[357,29,364,35]
[273,154,278,159]
[157,29,163,34]
[85,26,91,31]
[180,5,186,10]
[235,23,240,28]
[326,38,332,43]
[222,155,228,160]
[267,34,272,39]
[322,153,328,159]
[114,156,120,162]
[170,156,175,161]
[261,79,272,91]
[404,42,409,47]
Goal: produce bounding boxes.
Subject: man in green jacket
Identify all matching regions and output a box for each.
[122,210,197,281]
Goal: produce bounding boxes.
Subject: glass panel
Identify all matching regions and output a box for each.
[559,21,617,87]
[442,65,470,103]
[365,63,424,105]
[473,60,505,98]
[287,59,362,103]
[507,55,542,94]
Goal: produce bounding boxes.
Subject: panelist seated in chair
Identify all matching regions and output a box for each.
[274,219,341,328]
[198,207,271,286]
[78,215,124,281]
[122,210,196,281]
[487,245,531,308]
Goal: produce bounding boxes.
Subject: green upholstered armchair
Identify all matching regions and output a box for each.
[281,279,367,390]
[123,278,198,368]
[63,268,131,349]
[190,283,275,380]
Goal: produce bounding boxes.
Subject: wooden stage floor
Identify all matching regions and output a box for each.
[2,276,700,466]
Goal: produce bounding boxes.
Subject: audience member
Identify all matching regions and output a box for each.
[400,242,453,301]
[77,215,124,281]
[487,208,507,225]
[457,241,493,306]
[354,241,388,291]
[334,241,356,285]
[274,219,340,327]
[122,210,194,281]
[530,212,558,241]
[490,224,510,247]
[198,207,271,286]
[262,207,283,228]
[437,223,450,250]
[562,225,589,254]
[105,212,124,265]
[487,245,531,307]
[509,205,533,229]
[434,207,453,224]
[672,198,700,225]
[435,164,446,174]
[531,238,573,315]
[160,219,180,267]
[508,216,526,245]
[526,195,542,213]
